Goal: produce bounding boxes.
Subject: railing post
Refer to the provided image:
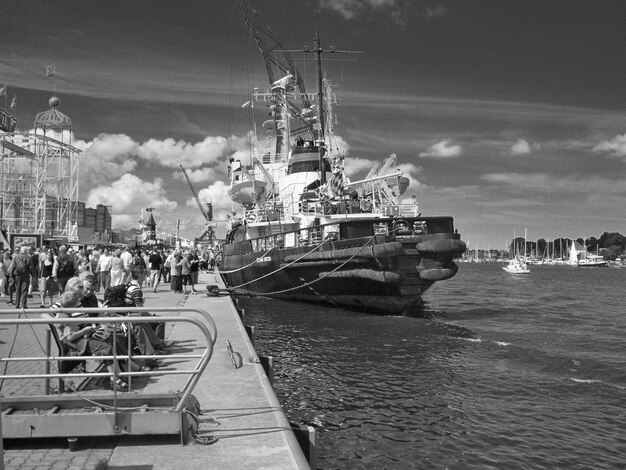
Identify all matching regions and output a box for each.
[0,393,4,470]
[44,330,51,395]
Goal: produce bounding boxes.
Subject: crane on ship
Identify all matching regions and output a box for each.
[232,0,359,186]
[180,164,215,244]
[232,0,314,132]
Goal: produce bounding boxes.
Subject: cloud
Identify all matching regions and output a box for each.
[481,172,626,196]
[137,135,229,168]
[173,167,219,184]
[592,134,626,159]
[85,174,178,227]
[77,133,140,186]
[419,140,462,158]
[319,0,444,23]
[75,132,231,196]
[509,139,540,156]
[344,157,377,177]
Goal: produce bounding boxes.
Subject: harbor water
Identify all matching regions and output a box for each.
[238,263,626,469]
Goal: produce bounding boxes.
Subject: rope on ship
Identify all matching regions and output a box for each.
[225,239,330,291]
[229,234,379,296]
[218,246,277,274]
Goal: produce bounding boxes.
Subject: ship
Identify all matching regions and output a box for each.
[220,1,466,315]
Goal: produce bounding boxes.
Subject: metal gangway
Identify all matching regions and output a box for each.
[0,307,217,445]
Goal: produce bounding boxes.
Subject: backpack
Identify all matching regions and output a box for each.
[58,256,75,278]
[103,283,130,308]
[134,255,146,268]
[14,254,30,276]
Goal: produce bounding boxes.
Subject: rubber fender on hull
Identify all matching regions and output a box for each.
[416,239,466,256]
[319,269,406,284]
[284,241,404,263]
[419,262,459,281]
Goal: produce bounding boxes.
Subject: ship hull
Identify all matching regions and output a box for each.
[220,217,464,315]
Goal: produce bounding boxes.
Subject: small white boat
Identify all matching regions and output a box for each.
[578,254,608,267]
[503,257,530,274]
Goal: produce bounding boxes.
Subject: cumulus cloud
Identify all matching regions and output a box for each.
[397,162,422,179]
[593,134,626,159]
[86,174,178,227]
[137,135,229,168]
[419,140,462,158]
[78,133,140,186]
[344,157,377,177]
[173,167,219,184]
[509,139,540,156]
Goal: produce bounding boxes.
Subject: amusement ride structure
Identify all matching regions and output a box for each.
[0,96,80,240]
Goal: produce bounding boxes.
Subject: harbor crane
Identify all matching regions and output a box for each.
[180,165,214,243]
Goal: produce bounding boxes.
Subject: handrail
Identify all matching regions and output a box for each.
[0,306,217,413]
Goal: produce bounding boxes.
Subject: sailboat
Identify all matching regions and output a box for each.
[218,1,466,314]
[503,228,530,274]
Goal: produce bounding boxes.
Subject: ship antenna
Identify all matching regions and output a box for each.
[313,12,327,184]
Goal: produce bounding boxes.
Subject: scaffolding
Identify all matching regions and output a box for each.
[0,97,80,238]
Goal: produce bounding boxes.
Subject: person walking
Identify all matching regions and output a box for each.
[9,246,33,309]
[120,247,133,284]
[181,251,195,294]
[148,249,162,293]
[52,245,78,295]
[170,252,183,293]
[97,248,113,291]
[27,247,40,298]
[39,250,57,307]
[110,249,125,287]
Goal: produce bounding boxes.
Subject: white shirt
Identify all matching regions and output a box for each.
[120,251,133,269]
[98,254,113,272]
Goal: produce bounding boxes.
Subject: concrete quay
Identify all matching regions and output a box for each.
[1,271,310,470]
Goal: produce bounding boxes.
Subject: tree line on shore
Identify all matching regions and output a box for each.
[509,232,626,260]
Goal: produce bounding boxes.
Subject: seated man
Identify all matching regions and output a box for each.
[80,273,161,367]
[125,266,175,356]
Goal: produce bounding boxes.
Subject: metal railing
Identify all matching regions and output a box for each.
[0,306,217,413]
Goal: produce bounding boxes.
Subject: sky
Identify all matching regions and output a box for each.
[2,0,626,249]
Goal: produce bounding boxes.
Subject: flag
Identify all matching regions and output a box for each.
[329,170,345,196]
[0,84,6,96]
[46,64,56,77]
[10,95,16,110]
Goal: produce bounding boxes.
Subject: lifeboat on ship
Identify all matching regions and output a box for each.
[228,159,267,208]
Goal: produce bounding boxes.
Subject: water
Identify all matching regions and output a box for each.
[238,263,626,469]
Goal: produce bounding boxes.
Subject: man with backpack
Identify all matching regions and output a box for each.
[53,245,78,295]
[8,246,34,309]
[103,267,174,356]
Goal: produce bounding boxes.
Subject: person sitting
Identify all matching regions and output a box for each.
[124,266,175,356]
[51,277,143,391]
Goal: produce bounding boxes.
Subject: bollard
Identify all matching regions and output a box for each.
[259,355,273,386]
[237,308,245,322]
[290,422,317,469]
[67,437,79,452]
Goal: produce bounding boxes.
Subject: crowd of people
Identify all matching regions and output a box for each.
[0,243,223,392]
[0,244,222,310]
